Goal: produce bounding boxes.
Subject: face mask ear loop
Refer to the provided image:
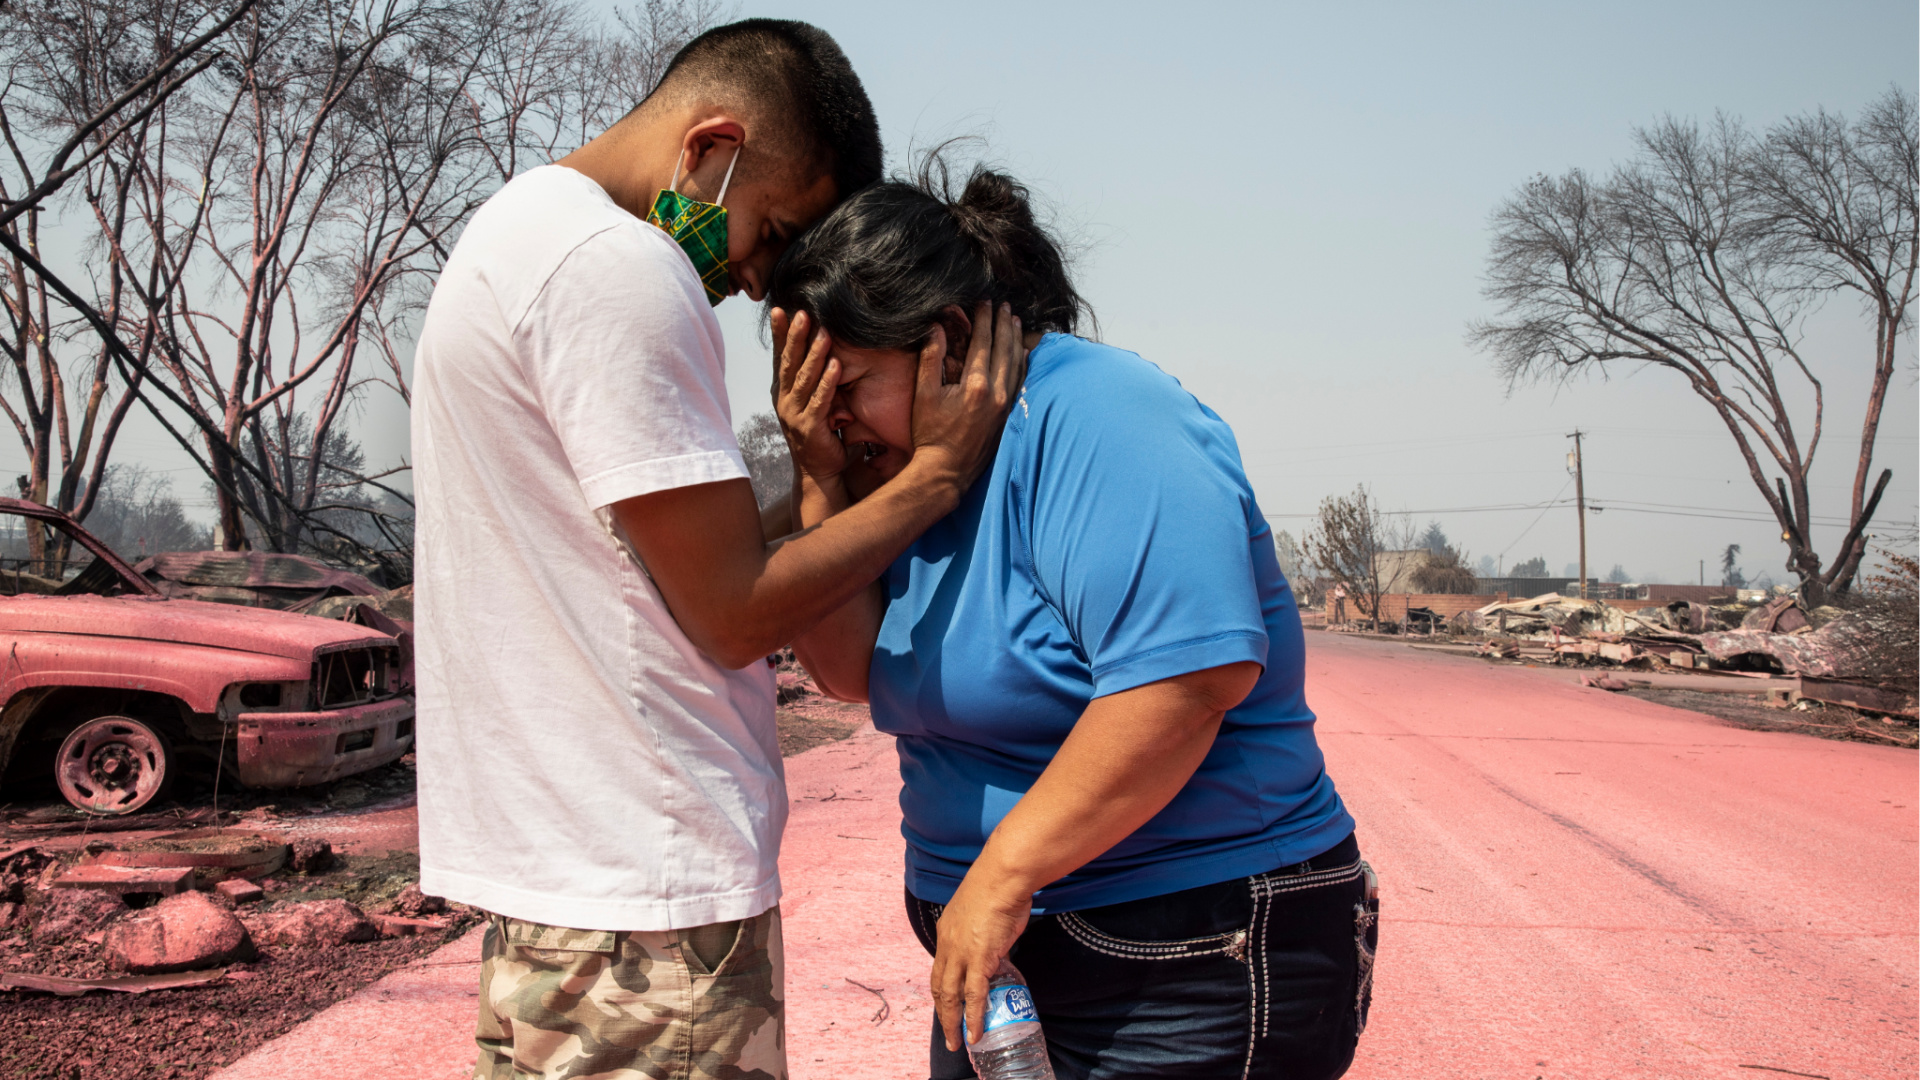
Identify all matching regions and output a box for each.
[714,145,741,207]
[669,148,687,193]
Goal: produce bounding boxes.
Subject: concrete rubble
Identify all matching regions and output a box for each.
[0,829,455,998]
[263,899,380,948]
[288,838,336,875]
[104,890,256,974]
[217,878,267,904]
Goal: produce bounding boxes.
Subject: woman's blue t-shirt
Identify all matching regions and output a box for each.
[869,334,1353,913]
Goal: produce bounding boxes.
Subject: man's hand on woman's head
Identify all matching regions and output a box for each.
[910,301,1026,492]
[771,308,849,484]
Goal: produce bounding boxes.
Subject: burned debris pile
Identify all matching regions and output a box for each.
[0,825,465,1000]
[1399,590,1919,735]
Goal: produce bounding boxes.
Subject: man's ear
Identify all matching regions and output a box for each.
[935,305,972,384]
[680,116,746,188]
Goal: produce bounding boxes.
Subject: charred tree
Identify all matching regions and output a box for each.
[0,0,716,562]
[1302,485,1411,628]
[0,0,255,570]
[1472,89,1916,605]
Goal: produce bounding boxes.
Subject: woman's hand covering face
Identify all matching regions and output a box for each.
[909,301,1026,491]
[771,308,849,483]
[772,302,1027,499]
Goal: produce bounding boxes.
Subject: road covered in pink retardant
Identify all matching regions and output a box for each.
[216,629,1915,1080]
[1308,632,1917,1080]
[779,631,1917,1080]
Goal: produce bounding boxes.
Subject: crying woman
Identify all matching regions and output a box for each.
[766,158,1377,1080]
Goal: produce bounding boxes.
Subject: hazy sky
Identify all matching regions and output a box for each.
[83,0,1920,584]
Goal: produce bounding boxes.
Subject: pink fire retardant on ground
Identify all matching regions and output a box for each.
[1315,633,1916,1080]
[216,632,1917,1079]
[210,725,930,1080]
[209,923,489,1080]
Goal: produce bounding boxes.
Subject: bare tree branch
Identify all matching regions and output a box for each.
[1470,90,1917,602]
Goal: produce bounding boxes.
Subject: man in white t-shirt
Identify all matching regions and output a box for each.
[410,20,1020,1080]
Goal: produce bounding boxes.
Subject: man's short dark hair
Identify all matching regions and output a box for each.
[651,19,882,200]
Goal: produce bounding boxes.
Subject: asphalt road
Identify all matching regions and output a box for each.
[214,630,1917,1080]
[1314,632,1917,1080]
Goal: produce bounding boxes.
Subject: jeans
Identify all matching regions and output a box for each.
[907,834,1376,1080]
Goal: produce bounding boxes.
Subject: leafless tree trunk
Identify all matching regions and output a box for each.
[1471,90,1916,605]
[1302,485,1411,629]
[0,0,251,572]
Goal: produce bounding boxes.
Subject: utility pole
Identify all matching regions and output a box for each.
[1567,430,1588,600]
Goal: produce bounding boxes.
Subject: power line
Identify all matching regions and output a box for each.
[1266,496,1917,529]
[1591,503,1919,528]
[1259,499,1574,518]
[1500,477,1575,560]
[1256,429,1567,457]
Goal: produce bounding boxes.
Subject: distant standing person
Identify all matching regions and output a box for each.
[410,22,1023,1080]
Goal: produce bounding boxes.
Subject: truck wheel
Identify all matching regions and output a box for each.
[55,716,171,815]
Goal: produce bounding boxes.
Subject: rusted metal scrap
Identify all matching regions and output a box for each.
[1659,600,1713,633]
[308,584,414,624]
[1474,594,1671,639]
[1626,636,1704,665]
[2,807,219,837]
[133,550,381,611]
[1468,588,1915,714]
[0,968,227,995]
[1797,677,1919,718]
[1742,595,1811,634]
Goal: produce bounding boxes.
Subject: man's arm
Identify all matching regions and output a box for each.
[759,490,794,544]
[617,471,944,669]
[617,303,1024,670]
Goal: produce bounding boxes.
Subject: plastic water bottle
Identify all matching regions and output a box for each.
[964,963,1055,1080]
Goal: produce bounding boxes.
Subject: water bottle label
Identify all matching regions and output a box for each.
[977,983,1038,1035]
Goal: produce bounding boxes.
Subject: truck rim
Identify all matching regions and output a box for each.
[55,716,169,815]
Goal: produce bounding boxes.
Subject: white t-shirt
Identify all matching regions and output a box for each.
[411,165,781,931]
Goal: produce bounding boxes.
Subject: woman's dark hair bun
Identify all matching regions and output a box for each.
[945,169,1084,336]
[766,146,1091,353]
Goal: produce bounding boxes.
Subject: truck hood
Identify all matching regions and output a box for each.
[0,594,395,661]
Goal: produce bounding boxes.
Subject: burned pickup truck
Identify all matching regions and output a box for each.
[0,499,413,815]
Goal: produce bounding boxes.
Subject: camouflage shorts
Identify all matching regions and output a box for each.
[475,906,785,1080]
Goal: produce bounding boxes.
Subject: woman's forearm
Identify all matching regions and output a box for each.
[969,661,1261,895]
[788,470,884,701]
[927,660,1262,1050]
[789,462,849,534]
[759,490,795,543]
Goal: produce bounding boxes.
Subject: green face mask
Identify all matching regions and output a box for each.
[646,147,740,306]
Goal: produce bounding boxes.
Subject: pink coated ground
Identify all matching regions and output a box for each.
[213,632,1918,1080]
